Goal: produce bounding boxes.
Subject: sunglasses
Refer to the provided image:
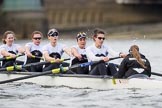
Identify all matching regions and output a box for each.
[49,32,59,37]
[97,37,105,40]
[33,37,42,40]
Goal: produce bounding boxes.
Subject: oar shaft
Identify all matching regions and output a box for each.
[109,57,121,60]
[70,57,121,69]
[0,71,52,84]
[32,55,44,60]
[151,72,162,77]
[0,67,69,84]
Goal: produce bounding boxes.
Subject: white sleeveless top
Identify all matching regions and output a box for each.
[86,44,119,61]
[0,44,21,57]
[24,42,43,64]
[25,42,42,52]
[72,45,86,55]
[42,43,66,56]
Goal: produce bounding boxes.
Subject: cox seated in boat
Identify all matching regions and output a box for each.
[70,32,89,74]
[0,31,25,68]
[24,31,43,72]
[42,28,71,72]
[113,45,151,79]
[86,28,126,76]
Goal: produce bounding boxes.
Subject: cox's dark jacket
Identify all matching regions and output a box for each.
[114,53,151,78]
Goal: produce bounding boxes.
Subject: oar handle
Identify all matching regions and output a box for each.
[32,55,44,60]
[0,65,23,71]
[50,58,70,63]
[0,54,24,61]
[62,58,70,61]
[109,57,121,61]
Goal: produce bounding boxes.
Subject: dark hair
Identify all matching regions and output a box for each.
[31,31,43,38]
[129,45,147,69]
[93,28,105,40]
[2,31,15,44]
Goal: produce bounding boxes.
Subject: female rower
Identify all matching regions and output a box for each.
[0,31,25,68]
[86,28,126,76]
[70,32,88,74]
[24,31,43,72]
[113,45,151,78]
[42,28,71,72]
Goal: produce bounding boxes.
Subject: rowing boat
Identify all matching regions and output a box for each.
[0,71,162,89]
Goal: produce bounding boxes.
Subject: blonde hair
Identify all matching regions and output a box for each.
[130,45,147,69]
[2,31,15,44]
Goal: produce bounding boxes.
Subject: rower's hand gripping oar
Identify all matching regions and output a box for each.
[31,55,44,60]
[0,57,121,84]
[0,58,70,71]
[71,56,121,69]
[0,54,24,61]
[109,57,121,61]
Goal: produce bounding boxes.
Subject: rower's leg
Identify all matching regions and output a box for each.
[2,61,14,68]
[43,63,60,72]
[89,63,107,75]
[107,63,118,76]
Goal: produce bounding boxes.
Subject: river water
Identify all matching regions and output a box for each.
[0,38,162,108]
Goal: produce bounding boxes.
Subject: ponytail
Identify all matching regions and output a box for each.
[130,45,147,69]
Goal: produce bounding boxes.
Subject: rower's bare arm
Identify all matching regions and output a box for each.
[43,52,59,62]
[17,46,25,54]
[1,49,16,58]
[25,46,33,58]
[102,57,109,62]
[71,47,82,60]
[64,47,72,56]
[119,53,127,58]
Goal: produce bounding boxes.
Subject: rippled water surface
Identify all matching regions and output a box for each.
[0,38,162,108]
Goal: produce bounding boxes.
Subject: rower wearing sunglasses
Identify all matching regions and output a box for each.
[42,28,71,72]
[24,31,43,72]
[86,28,126,76]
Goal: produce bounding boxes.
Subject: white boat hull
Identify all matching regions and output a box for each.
[0,72,162,89]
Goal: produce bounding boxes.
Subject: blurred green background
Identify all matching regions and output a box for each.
[0,0,162,39]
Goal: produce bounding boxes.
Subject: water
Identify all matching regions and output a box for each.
[0,38,162,108]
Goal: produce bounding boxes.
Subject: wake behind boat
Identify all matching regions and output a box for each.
[0,71,162,89]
